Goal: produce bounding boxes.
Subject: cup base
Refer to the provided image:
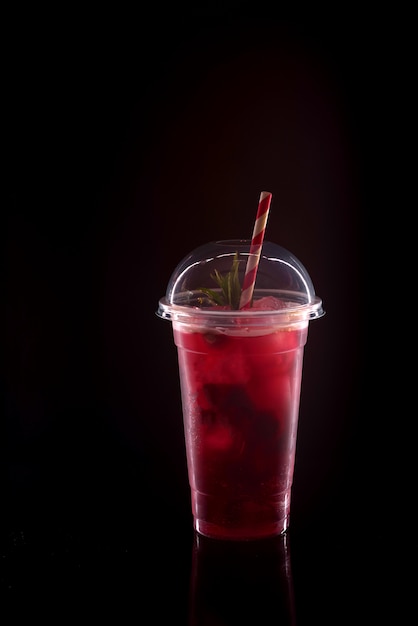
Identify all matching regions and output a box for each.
[194,515,289,541]
[192,487,291,541]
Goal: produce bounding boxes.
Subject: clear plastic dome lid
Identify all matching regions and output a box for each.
[157,239,324,326]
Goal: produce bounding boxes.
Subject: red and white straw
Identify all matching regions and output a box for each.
[239,191,272,309]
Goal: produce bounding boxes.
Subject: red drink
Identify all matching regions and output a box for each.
[173,298,308,540]
[157,239,324,540]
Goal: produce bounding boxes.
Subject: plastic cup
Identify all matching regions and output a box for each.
[157,240,324,540]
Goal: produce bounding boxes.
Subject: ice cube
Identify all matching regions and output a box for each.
[252,296,288,310]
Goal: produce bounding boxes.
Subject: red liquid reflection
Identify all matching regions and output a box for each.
[189,531,296,625]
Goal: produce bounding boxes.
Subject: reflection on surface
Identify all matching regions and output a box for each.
[189,531,296,625]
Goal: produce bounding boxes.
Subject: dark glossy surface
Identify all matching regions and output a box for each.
[1,508,412,624]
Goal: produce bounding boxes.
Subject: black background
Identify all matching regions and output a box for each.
[2,5,415,624]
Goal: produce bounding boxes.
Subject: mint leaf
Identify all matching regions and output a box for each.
[199,252,242,310]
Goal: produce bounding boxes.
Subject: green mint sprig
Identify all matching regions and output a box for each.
[199,252,242,310]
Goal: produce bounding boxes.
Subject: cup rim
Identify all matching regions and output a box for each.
[156,290,325,325]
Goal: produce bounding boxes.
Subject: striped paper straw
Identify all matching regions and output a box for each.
[239,191,272,309]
